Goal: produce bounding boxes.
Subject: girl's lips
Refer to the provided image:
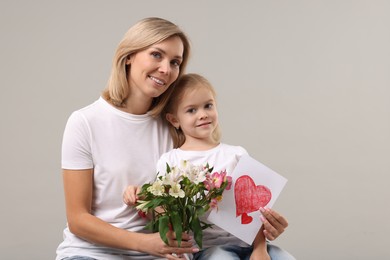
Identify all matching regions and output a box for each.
[197,122,211,127]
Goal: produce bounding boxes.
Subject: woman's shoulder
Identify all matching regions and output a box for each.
[67,98,102,119]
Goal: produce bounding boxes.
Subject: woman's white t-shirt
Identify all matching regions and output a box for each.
[56,97,172,260]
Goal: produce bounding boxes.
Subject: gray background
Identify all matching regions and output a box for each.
[1,0,389,259]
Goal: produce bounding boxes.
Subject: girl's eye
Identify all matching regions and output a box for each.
[151,52,161,59]
[205,103,214,109]
[186,108,196,114]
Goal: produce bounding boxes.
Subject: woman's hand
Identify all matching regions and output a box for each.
[142,231,198,259]
[260,207,289,241]
[123,185,141,206]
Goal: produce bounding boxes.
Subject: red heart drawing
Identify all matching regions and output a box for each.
[241,213,253,224]
[234,175,272,224]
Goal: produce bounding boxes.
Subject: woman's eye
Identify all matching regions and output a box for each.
[151,52,161,59]
[171,59,181,67]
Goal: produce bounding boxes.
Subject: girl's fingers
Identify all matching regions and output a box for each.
[260,207,289,240]
[260,207,288,229]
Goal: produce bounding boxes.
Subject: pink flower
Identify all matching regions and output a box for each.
[225,176,232,190]
[211,172,224,189]
[210,198,218,209]
[203,176,214,191]
[138,210,147,219]
[218,170,233,190]
[204,172,222,190]
[204,170,232,191]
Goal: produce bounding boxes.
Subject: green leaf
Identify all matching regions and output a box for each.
[144,221,154,231]
[200,220,213,230]
[196,206,206,217]
[166,162,171,173]
[158,215,170,245]
[171,211,183,247]
[191,215,203,249]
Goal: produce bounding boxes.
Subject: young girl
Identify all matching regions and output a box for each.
[124,73,294,260]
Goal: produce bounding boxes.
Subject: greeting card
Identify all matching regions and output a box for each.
[207,154,288,244]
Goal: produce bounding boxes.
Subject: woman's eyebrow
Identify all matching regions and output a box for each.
[152,47,183,60]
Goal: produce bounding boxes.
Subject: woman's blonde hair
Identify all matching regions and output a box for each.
[163,73,222,148]
[102,17,191,117]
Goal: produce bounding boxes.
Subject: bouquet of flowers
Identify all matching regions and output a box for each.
[135,160,232,248]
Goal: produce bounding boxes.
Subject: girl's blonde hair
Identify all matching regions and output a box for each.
[163,73,222,148]
[102,17,191,117]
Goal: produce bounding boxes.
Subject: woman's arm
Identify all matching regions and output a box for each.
[63,169,198,259]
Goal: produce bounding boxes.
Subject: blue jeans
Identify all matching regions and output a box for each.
[193,244,296,260]
[62,257,97,260]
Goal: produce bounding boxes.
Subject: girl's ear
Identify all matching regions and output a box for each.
[166,113,180,129]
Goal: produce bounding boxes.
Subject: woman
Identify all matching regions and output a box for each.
[56,17,195,260]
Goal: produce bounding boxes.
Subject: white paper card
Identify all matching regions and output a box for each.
[207,154,288,245]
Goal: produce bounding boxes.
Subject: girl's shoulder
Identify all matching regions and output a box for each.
[219,143,248,156]
[157,148,182,165]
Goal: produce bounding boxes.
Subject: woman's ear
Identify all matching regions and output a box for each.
[125,55,132,65]
[166,113,180,129]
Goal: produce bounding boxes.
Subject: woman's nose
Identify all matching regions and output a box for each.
[158,60,170,75]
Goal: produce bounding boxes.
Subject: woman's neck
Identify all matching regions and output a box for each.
[117,95,153,115]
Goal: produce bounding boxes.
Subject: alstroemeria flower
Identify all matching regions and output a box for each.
[218,170,232,190]
[225,176,233,190]
[187,164,207,184]
[135,200,149,212]
[203,176,214,191]
[210,198,218,209]
[210,195,223,209]
[163,166,183,186]
[211,172,224,189]
[204,173,218,191]
[138,210,148,219]
[169,183,185,198]
[147,180,165,196]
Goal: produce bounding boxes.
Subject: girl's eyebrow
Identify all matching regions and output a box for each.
[182,99,214,109]
[151,47,183,60]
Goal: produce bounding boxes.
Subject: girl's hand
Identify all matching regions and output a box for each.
[260,207,289,241]
[250,249,271,260]
[123,185,141,206]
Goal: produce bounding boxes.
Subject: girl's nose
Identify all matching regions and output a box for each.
[199,111,208,119]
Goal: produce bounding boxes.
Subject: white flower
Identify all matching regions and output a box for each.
[163,166,183,186]
[187,165,207,184]
[169,183,185,198]
[147,180,165,196]
[180,160,207,184]
[135,200,149,212]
